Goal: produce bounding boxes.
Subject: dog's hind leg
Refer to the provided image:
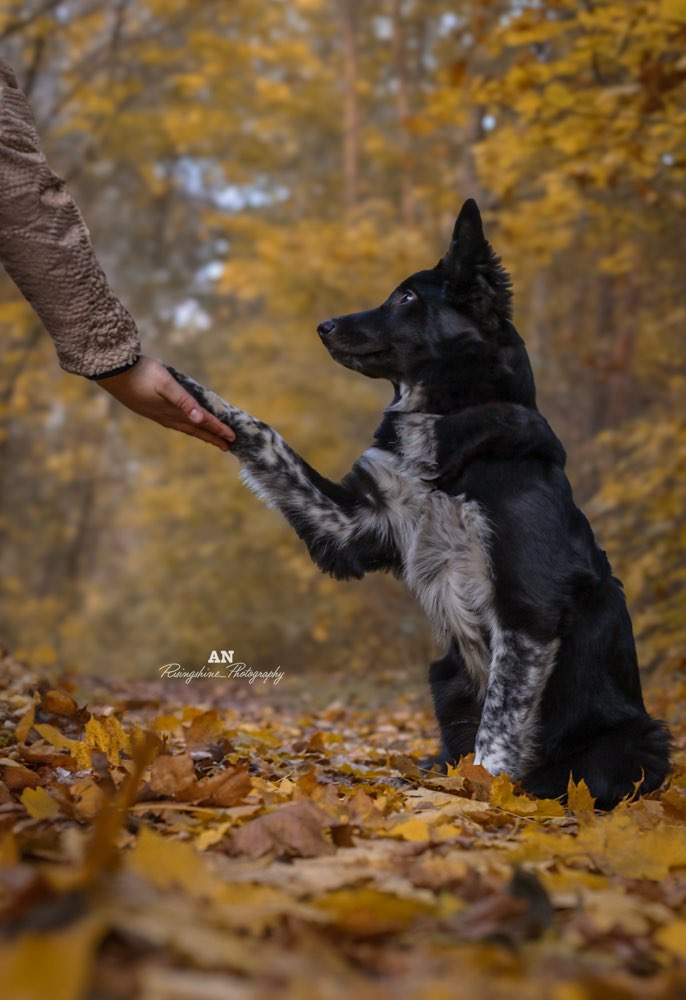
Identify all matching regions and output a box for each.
[421,640,482,770]
[521,714,672,810]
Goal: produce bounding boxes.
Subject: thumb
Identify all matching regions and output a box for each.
[162,377,205,424]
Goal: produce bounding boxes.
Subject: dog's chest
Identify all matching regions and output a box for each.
[361,443,494,689]
[403,491,494,688]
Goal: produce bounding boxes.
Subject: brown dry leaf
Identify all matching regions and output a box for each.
[346,788,387,827]
[1,761,40,792]
[390,753,425,779]
[448,869,553,945]
[41,690,79,717]
[68,777,107,822]
[660,785,686,820]
[148,753,251,807]
[17,742,73,768]
[227,800,336,859]
[191,765,252,807]
[148,752,197,798]
[184,709,227,748]
[14,702,36,743]
[450,757,494,800]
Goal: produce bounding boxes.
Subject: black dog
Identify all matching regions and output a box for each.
[169,199,671,809]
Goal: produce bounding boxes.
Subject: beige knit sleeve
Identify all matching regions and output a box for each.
[0,58,141,378]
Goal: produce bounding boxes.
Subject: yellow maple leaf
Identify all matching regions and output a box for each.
[386,816,431,841]
[567,776,597,817]
[0,914,105,1000]
[126,826,219,899]
[21,786,61,820]
[515,807,686,880]
[315,888,434,935]
[661,0,686,22]
[490,773,537,814]
[655,919,686,959]
[83,715,132,766]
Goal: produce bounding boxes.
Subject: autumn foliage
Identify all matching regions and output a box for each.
[0,0,684,676]
[1,651,686,999]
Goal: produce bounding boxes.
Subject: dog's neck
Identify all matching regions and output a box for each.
[387,382,428,414]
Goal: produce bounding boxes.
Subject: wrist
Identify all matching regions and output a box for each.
[87,356,141,381]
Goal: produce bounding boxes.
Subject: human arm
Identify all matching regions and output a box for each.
[0,58,233,448]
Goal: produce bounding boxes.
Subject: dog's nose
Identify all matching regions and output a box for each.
[317,319,336,339]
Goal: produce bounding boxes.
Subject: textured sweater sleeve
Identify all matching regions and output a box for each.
[0,58,140,378]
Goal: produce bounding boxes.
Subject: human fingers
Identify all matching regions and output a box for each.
[159,370,236,442]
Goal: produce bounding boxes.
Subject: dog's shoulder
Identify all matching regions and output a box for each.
[432,403,565,493]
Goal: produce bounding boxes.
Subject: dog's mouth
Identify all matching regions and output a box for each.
[326,345,388,360]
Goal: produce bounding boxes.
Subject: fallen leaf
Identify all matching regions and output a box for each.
[41,690,79,717]
[386,817,431,842]
[148,752,196,798]
[0,914,105,1000]
[127,825,219,898]
[21,787,61,820]
[314,887,434,936]
[655,918,686,959]
[15,702,36,742]
[567,776,597,817]
[2,761,40,791]
[227,800,335,859]
[82,716,132,767]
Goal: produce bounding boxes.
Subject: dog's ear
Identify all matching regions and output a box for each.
[446,199,487,270]
[440,199,513,324]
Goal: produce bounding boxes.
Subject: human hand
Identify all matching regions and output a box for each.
[98,355,235,450]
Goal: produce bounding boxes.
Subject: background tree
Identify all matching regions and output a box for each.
[0,0,684,679]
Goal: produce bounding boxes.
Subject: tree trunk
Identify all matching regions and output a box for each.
[391,0,415,227]
[607,271,639,425]
[590,273,615,436]
[342,0,360,219]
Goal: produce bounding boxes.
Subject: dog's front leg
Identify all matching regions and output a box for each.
[167,367,399,580]
[474,631,559,778]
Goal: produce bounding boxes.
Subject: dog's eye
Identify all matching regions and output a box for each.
[399,289,415,304]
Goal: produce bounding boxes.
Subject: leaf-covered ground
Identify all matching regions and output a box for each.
[1,651,686,1000]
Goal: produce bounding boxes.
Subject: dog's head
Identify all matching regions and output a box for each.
[317,199,536,412]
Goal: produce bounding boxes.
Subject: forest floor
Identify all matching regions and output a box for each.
[1,649,686,1000]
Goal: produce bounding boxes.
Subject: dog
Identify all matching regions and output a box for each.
[168,198,671,809]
